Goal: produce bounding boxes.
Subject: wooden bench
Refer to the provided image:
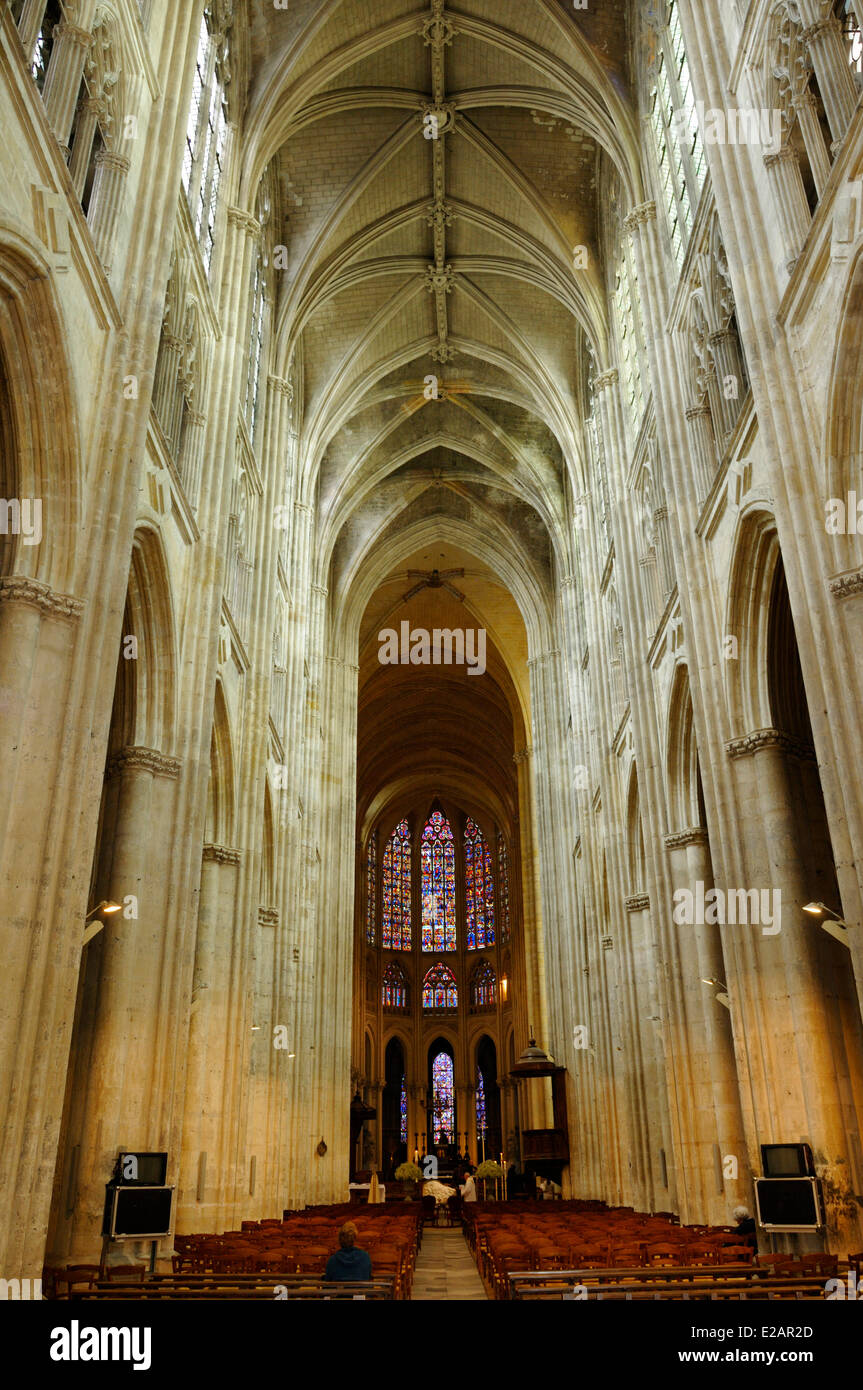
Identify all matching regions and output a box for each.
[71,1273,395,1301]
[508,1267,830,1301]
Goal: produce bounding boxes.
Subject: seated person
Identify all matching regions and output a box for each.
[732,1205,758,1248]
[324,1221,372,1281]
[460,1168,477,1203]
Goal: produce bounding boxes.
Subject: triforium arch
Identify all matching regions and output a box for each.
[720,511,863,1245]
[0,218,80,592]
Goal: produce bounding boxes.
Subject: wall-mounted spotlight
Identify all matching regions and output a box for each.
[803,902,852,949]
[701,978,731,1010]
[82,900,122,946]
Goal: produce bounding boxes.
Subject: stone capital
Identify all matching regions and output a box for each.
[763,145,799,169]
[623,200,657,234]
[227,207,261,238]
[625,893,650,913]
[258,905,279,927]
[55,21,95,49]
[94,151,131,175]
[664,827,708,850]
[0,576,83,622]
[725,728,816,761]
[106,746,182,780]
[829,566,863,599]
[202,843,242,865]
[594,368,619,392]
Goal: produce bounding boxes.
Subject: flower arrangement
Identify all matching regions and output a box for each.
[475,1160,502,1180]
[394,1161,423,1182]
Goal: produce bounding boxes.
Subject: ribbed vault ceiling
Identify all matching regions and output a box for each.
[241,0,637,822]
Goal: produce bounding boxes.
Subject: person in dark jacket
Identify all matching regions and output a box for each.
[324,1221,372,1281]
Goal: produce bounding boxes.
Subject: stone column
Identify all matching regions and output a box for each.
[179,409,206,509]
[800,10,859,149]
[684,404,716,505]
[724,732,863,1251]
[151,334,182,438]
[794,89,832,196]
[18,0,51,65]
[87,150,130,273]
[0,578,84,1279]
[654,506,675,600]
[58,746,183,1264]
[67,97,103,199]
[176,844,242,1232]
[663,829,749,1224]
[42,17,94,154]
[708,328,747,443]
[763,146,813,271]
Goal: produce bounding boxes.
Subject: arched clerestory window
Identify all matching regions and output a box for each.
[243,166,277,449]
[647,0,707,268]
[182,4,232,274]
[382,961,408,1011]
[475,1064,487,1141]
[497,830,511,944]
[470,959,496,1010]
[382,819,411,950]
[431,1050,455,1143]
[464,817,494,949]
[421,810,456,951]
[365,829,377,946]
[422,962,457,1011]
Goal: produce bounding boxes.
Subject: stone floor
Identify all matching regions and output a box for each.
[411,1227,489,1300]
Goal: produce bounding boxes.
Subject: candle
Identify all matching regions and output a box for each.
[414,1149,419,1164]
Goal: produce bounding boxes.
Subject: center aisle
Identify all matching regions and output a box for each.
[411,1226,489,1300]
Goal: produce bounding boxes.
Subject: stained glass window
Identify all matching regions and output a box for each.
[365,830,377,946]
[422,962,457,1010]
[431,1051,455,1143]
[470,960,496,1008]
[421,811,456,950]
[382,961,407,1010]
[400,1074,407,1143]
[497,830,511,943]
[476,1065,487,1137]
[382,819,411,950]
[464,817,495,949]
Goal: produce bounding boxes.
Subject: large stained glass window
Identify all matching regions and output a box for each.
[470,959,496,1009]
[464,817,495,949]
[422,962,457,1010]
[382,819,411,950]
[421,811,456,951]
[497,830,511,943]
[400,1074,407,1143]
[431,1051,455,1143]
[365,830,377,946]
[382,961,407,1011]
[476,1065,487,1138]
